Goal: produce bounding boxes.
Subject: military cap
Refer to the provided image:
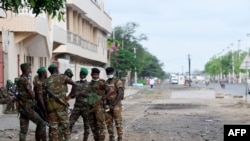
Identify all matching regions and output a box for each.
[48,64,58,70]
[6,80,14,85]
[37,66,46,74]
[105,67,115,74]
[65,68,73,76]
[80,67,88,75]
[91,68,100,74]
[20,63,31,69]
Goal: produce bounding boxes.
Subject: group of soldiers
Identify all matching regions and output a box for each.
[0,63,125,141]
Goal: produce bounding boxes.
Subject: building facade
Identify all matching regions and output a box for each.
[0,0,112,86]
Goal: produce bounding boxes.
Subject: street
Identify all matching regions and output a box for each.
[193,81,248,96]
[1,81,250,141]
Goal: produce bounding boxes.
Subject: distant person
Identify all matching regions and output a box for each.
[149,78,155,89]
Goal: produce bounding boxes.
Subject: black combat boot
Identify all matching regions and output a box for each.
[117,137,122,141]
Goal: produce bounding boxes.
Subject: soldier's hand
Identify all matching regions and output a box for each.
[7,95,16,102]
[94,100,103,106]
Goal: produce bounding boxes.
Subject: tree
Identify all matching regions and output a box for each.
[109,22,166,80]
[0,0,66,20]
[111,48,135,77]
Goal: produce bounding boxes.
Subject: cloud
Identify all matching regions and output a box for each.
[104,0,250,72]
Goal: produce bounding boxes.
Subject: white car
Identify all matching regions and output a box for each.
[171,78,178,84]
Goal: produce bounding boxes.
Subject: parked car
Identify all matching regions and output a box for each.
[171,78,178,84]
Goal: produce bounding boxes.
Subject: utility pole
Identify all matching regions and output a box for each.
[133,47,137,84]
[188,54,191,87]
[238,40,241,59]
[231,43,234,84]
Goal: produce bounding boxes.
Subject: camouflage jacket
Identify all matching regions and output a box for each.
[45,74,71,99]
[17,75,34,107]
[88,79,108,96]
[0,87,8,104]
[60,74,68,93]
[106,78,124,100]
[33,75,46,103]
[73,80,89,106]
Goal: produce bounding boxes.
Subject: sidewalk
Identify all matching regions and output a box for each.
[0,87,141,131]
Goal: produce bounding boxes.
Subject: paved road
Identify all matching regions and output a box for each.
[193,82,248,96]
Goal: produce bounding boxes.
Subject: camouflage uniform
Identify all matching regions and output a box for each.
[17,75,47,141]
[33,75,47,109]
[33,75,47,140]
[5,80,18,114]
[45,74,72,141]
[0,87,9,104]
[88,79,108,141]
[69,79,90,141]
[105,78,124,141]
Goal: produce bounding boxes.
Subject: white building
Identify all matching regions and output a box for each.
[0,0,112,86]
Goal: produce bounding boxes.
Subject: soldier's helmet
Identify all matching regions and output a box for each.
[6,80,14,90]
[65,68,74,78]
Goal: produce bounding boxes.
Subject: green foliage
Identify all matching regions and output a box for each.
[0,0,66,20]
[111,48,135,77]
[204,50,247,76]
[109,22,166,79]
[137,79,147,85]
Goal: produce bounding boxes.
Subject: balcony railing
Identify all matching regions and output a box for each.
[67,31,97,52]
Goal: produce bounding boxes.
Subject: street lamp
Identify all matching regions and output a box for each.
[247,34,250,56]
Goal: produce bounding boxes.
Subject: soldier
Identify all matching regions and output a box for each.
[105,67,124,141]
[64,68,74,79]
[17,63,47,141]
[45,64,77,141]
[88,68,114,141]
[4,80,17,114]
[0,85,15,104]
[69,67,90,141]
[33,66,48,140]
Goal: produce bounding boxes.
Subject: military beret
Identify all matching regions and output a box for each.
[37,66,46,74]
[20,63,31,69]
[80,67,88,75]
[105,67,115,74]
[6,80,14,85]
[48,64,58,70]
[65,68,73,76]
[91,68,100,74]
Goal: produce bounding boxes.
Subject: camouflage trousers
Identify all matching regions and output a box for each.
[105,101,123,141]
[69,104,90,141]
[89,104,106,141]
[19,107,47,141]
[48,107,70,141]
[5,101,17,113]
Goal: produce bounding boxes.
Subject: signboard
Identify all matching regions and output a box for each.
[240,56,250,69]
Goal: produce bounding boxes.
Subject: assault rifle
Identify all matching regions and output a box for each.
[8,85,47,122]
[45,89,69,107]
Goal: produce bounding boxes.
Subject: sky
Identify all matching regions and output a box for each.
[104,0,250,73]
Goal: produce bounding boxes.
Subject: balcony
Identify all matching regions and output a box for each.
[67,31,97,52]
[53,31,107,64]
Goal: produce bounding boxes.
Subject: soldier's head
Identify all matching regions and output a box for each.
[91,68,100,80]
[37,66,47,78]
[48,64,58,74]
[105,67,115,79]
[64,68,73,78]
[6,80,14,90]
[20,63,32,77]
[80,67,88,79]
